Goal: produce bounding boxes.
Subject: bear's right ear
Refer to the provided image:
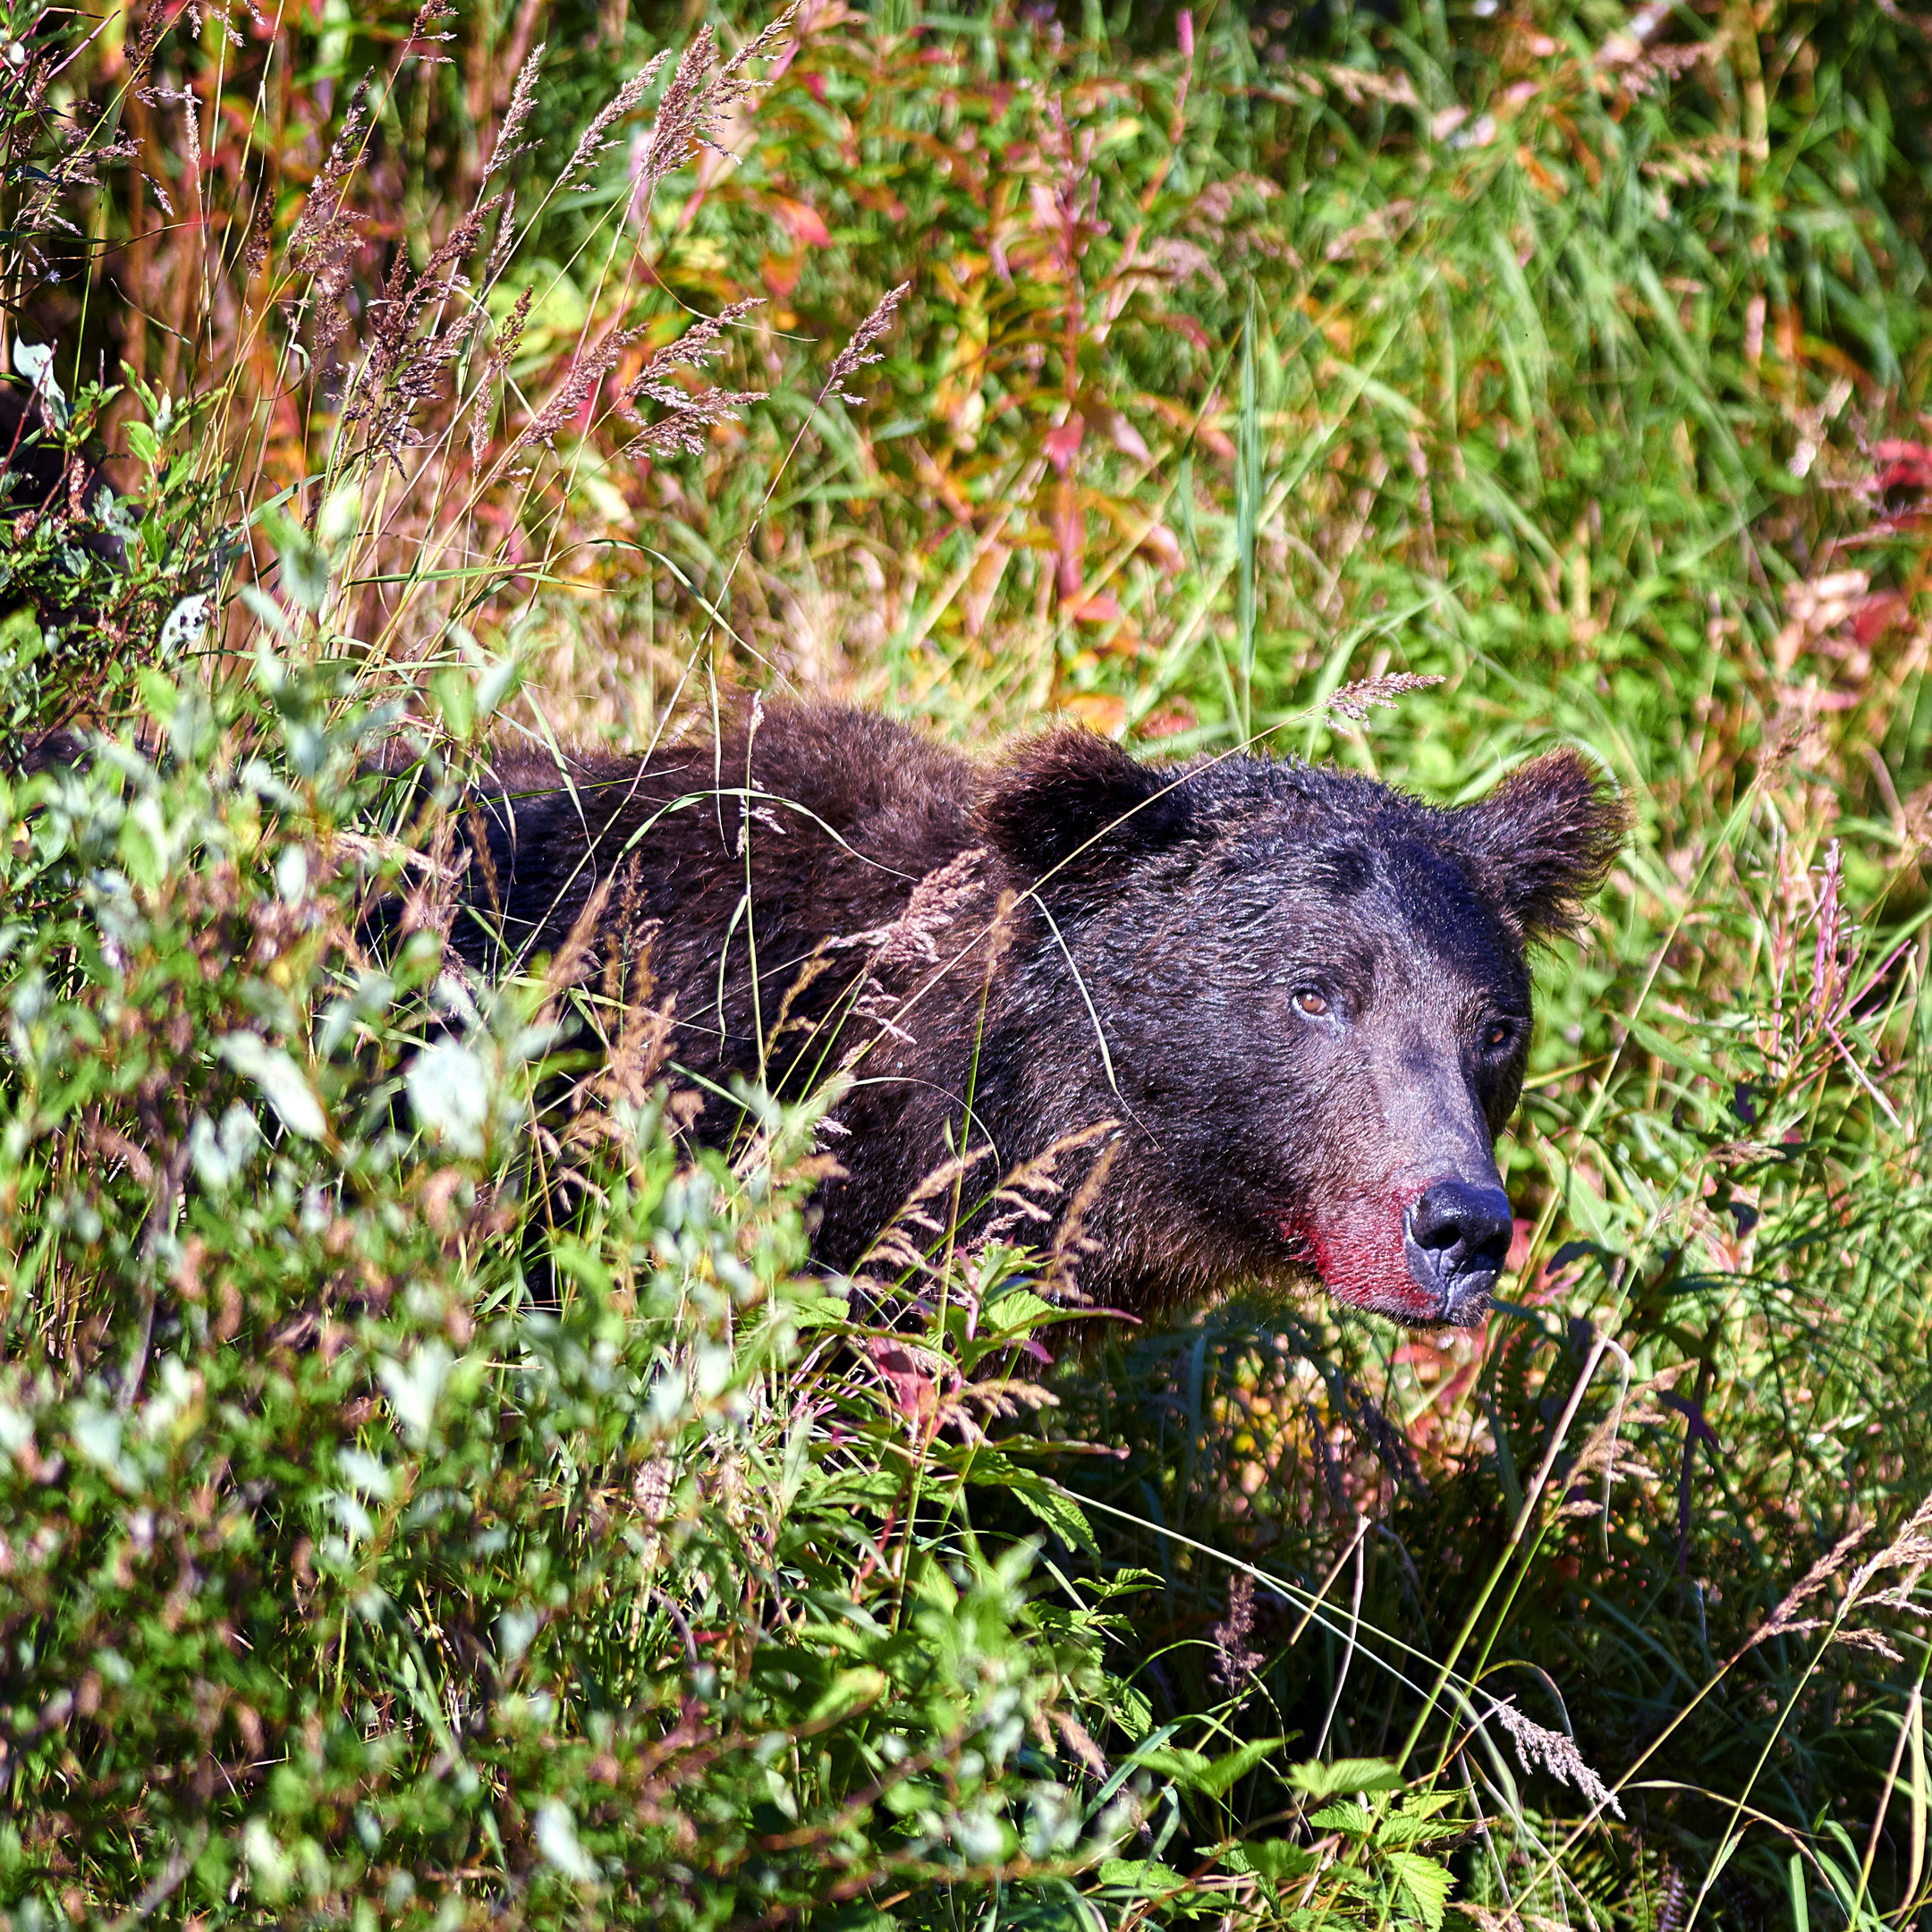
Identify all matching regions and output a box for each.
[980,729,1198,888]
[1453,748,1628,944]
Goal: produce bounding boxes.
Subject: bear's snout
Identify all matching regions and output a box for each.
[1402,1180,1514,1326]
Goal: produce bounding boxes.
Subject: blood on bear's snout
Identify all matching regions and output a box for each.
[1290,1177,1513,1329]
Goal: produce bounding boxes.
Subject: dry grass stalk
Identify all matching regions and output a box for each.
[402,0,457,66]
[621,297,766,459]
[1041,1132,1119,1306]
[486,42,547,181]
[512,326,646,457]
[1735,1521,1868,1658]
[1211,1572,1264,1691]
[982,1122,1116,1253]
[287,76,372,362]
[934,1375,1059,1447]
[565,49,674,191]
[1488,1698,1624,1819]
[853,1145,996,1289]
[344,199,496,469]
[824,282,910,406]
[828,846,989,970]
[1321,673,1445,725]
[539,870,618,1001]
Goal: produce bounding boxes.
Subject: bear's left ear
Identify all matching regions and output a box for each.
[980,728,1198,889]
[1453,748,1628,944]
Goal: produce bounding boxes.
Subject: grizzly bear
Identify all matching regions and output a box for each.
[457,703,1624,1328]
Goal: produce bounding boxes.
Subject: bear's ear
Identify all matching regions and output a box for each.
[1453,748,1628,944]
[980,728,1197,888]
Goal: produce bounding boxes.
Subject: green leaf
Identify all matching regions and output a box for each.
[216,1033,327,1140]
[533,1799,598,1884]
[1004,1473,1099,1556]
[13,337,69,427]
[406,1038,490,1156]
[1239,1839,1320,1883]
[1193,1735,1289,1798]
[1289,1757,1405,1800]
[1135,1746,1213,1786]
[806,1666,888,1724]
[264,509,331,613]
[433,665,476,741]
[377,1342,453,1447]
[317,481,361,555]
[1309,1801,1377,1835]
[0,606,42,670]
[1387,1850,1453,1931]
[1097,1858,1188,1894]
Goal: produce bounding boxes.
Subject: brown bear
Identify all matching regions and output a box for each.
[456,702,1624,1329]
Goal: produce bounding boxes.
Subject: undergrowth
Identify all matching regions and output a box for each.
[2,0,1931,1927]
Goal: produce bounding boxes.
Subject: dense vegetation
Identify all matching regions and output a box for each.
[2,0,1930,1924]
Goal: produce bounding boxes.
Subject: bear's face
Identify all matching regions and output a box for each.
[982,733,1626,1328]
[1189,823,1533,1326]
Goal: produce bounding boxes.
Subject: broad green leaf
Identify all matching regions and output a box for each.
[1097,1858,1188,1894]
[1289,1756,1405,1800]
[1238,1839,1321,1883]
[1387,1850,1453,1931]
[407,1038,490,1155]
[377,1342,453,1446]
[217,1032,327,1140]
[264,508,331,613]
[1135,1746,1213,1786]
[807,1666,888,1724]
[13,337,68,426]
[1309,1801,1377,1835]
[433,665,476,741]
[1004,1473,1099,1557]
[1193,1735,1289,1798]
[533,1799,598,1883]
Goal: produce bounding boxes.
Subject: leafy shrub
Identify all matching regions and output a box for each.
[0,657,1162,1925]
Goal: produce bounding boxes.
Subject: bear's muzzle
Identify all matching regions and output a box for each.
[1402,1180,1514,1326]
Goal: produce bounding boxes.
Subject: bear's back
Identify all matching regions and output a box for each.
[464,706,989,1114]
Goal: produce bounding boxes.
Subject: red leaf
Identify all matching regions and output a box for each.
[1045,413,1085,475]
[1852,592,1910,647]
[1875,440,1932,494]
[1135,519,1184,574]
[1153,309,1211,353]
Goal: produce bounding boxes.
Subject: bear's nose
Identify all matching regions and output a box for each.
[1403,1181,1513,1323]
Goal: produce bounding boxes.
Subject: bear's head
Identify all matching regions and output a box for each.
[980,732,1627,1327]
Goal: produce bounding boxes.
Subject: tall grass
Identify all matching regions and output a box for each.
[2,0,1931,1926]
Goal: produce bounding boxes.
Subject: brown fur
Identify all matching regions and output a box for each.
[454,702,1625,1327]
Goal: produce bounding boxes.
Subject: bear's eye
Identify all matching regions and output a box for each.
[1292,988,1330,1018]
[1482,1021,1514,1052]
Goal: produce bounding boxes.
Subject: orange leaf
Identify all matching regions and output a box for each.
[1069,591,1122,623]
[1062,692,1127,735]
[773,197,833,249]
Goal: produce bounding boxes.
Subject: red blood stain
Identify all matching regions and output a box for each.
[1285,1180,1438,1322]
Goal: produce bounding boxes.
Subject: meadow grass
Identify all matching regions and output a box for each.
[1,0,1930,1926]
